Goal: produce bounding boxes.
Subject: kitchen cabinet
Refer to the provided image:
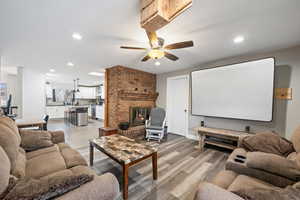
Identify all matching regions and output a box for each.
[77,87,96,99]
[101,85,105,99]
[88,105,92,117]
[46,106,65,119]
[96,105,104,120]
[46,84,53,98]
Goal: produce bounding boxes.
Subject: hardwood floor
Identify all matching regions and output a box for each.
[48,119,103,149]
[48,120,229,200]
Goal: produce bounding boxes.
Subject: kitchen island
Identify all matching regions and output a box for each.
[64,106,88,126]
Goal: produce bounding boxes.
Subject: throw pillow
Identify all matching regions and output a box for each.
[241,131,294,156]
[20,130,54,151]
[3,174,94,200]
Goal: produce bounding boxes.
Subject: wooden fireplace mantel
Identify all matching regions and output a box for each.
[118,90,159,101]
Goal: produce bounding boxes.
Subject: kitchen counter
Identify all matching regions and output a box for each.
[46,105,91,119]
[46,105,90,107]
[65,107,88,126]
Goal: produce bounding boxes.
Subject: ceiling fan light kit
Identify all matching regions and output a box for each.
[148,49,165,59]
[120,0,194,63]
[120,31,193,62]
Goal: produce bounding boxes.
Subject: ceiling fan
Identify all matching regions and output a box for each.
[120,31,194,62]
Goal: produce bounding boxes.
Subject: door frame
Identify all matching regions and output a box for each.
[166,75,189,137]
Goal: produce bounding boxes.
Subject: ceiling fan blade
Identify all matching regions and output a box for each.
[120,46,147,50]
[164,41,194,50]
[164,52,179,61]
[146,30,158,47]
[141,55,151,62]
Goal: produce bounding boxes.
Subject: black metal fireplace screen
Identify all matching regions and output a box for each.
[129,107,151,127]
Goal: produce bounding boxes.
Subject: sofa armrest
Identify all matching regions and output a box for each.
[49,130,65,144]
[194,182,244,200]
[247,152,300,181]
[56,173,120,200]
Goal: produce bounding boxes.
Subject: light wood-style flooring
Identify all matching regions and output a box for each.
[48,119,229,200]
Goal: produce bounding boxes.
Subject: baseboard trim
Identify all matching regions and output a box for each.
[186,134,198,141]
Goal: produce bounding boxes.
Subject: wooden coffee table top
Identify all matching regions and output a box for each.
[90,135,157,164]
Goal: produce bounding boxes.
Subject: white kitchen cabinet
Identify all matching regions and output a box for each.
[46,84,53,98]
[77,87,96,99]
[46,106,65,119]
[46,107,56,118]
[96,105,104,120]
[101,85,105,99]
[88,105,92,117]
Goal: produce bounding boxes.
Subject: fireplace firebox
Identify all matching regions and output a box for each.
[129,107,151,127]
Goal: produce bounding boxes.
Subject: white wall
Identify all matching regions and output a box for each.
[21,67,46,119]
[1,72,18,105]
[157,45,300,139]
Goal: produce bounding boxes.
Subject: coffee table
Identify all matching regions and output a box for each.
[89,134,158,200]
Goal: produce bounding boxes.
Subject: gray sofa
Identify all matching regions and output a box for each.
[0,117,119,200]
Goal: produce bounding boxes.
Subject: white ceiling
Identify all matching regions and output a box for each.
[0,0,300,83]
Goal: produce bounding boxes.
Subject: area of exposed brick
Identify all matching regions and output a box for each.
[106,66,158,128]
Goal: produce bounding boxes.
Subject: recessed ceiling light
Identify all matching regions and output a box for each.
[67,62,74,67]
[155,61,160,66]
[72,32,82,40]
[234,36,245,44]
[49,69,55,72]
[88,72,104,77]
[46,73,57,77]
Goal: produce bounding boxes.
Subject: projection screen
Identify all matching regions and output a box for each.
[191,58,275,121]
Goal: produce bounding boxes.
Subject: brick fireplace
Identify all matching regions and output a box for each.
[129,106,151,126]
[105,66,158,129]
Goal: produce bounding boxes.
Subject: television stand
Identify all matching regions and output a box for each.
[195,127,250,151]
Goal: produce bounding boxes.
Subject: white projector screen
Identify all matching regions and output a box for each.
[191,58,275,121]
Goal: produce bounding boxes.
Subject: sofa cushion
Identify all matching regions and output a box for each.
[234,185,300,200]
[70,166,97,176]
[0,117,21,170]
[226,151,295,187]
[26,145,59,160]
[40,166,96,182]
[40,169,74,181]
[0,146,10,196]
[228,175,275,192]
[211,170,238,190]
[11,148,26,178]
[26,151,66,178]
[291,126,300,153]
[0,117,21,143]
[49,130,65,144]
[241,131,294,156]
[195,182,244,200]
[19,130,54,151]
[247,152,300,181]
[288,152,300,169]
[56,173,119,200]
[58,143,87,168]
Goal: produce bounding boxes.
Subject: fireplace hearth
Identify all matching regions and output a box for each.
[129,107,151,127]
